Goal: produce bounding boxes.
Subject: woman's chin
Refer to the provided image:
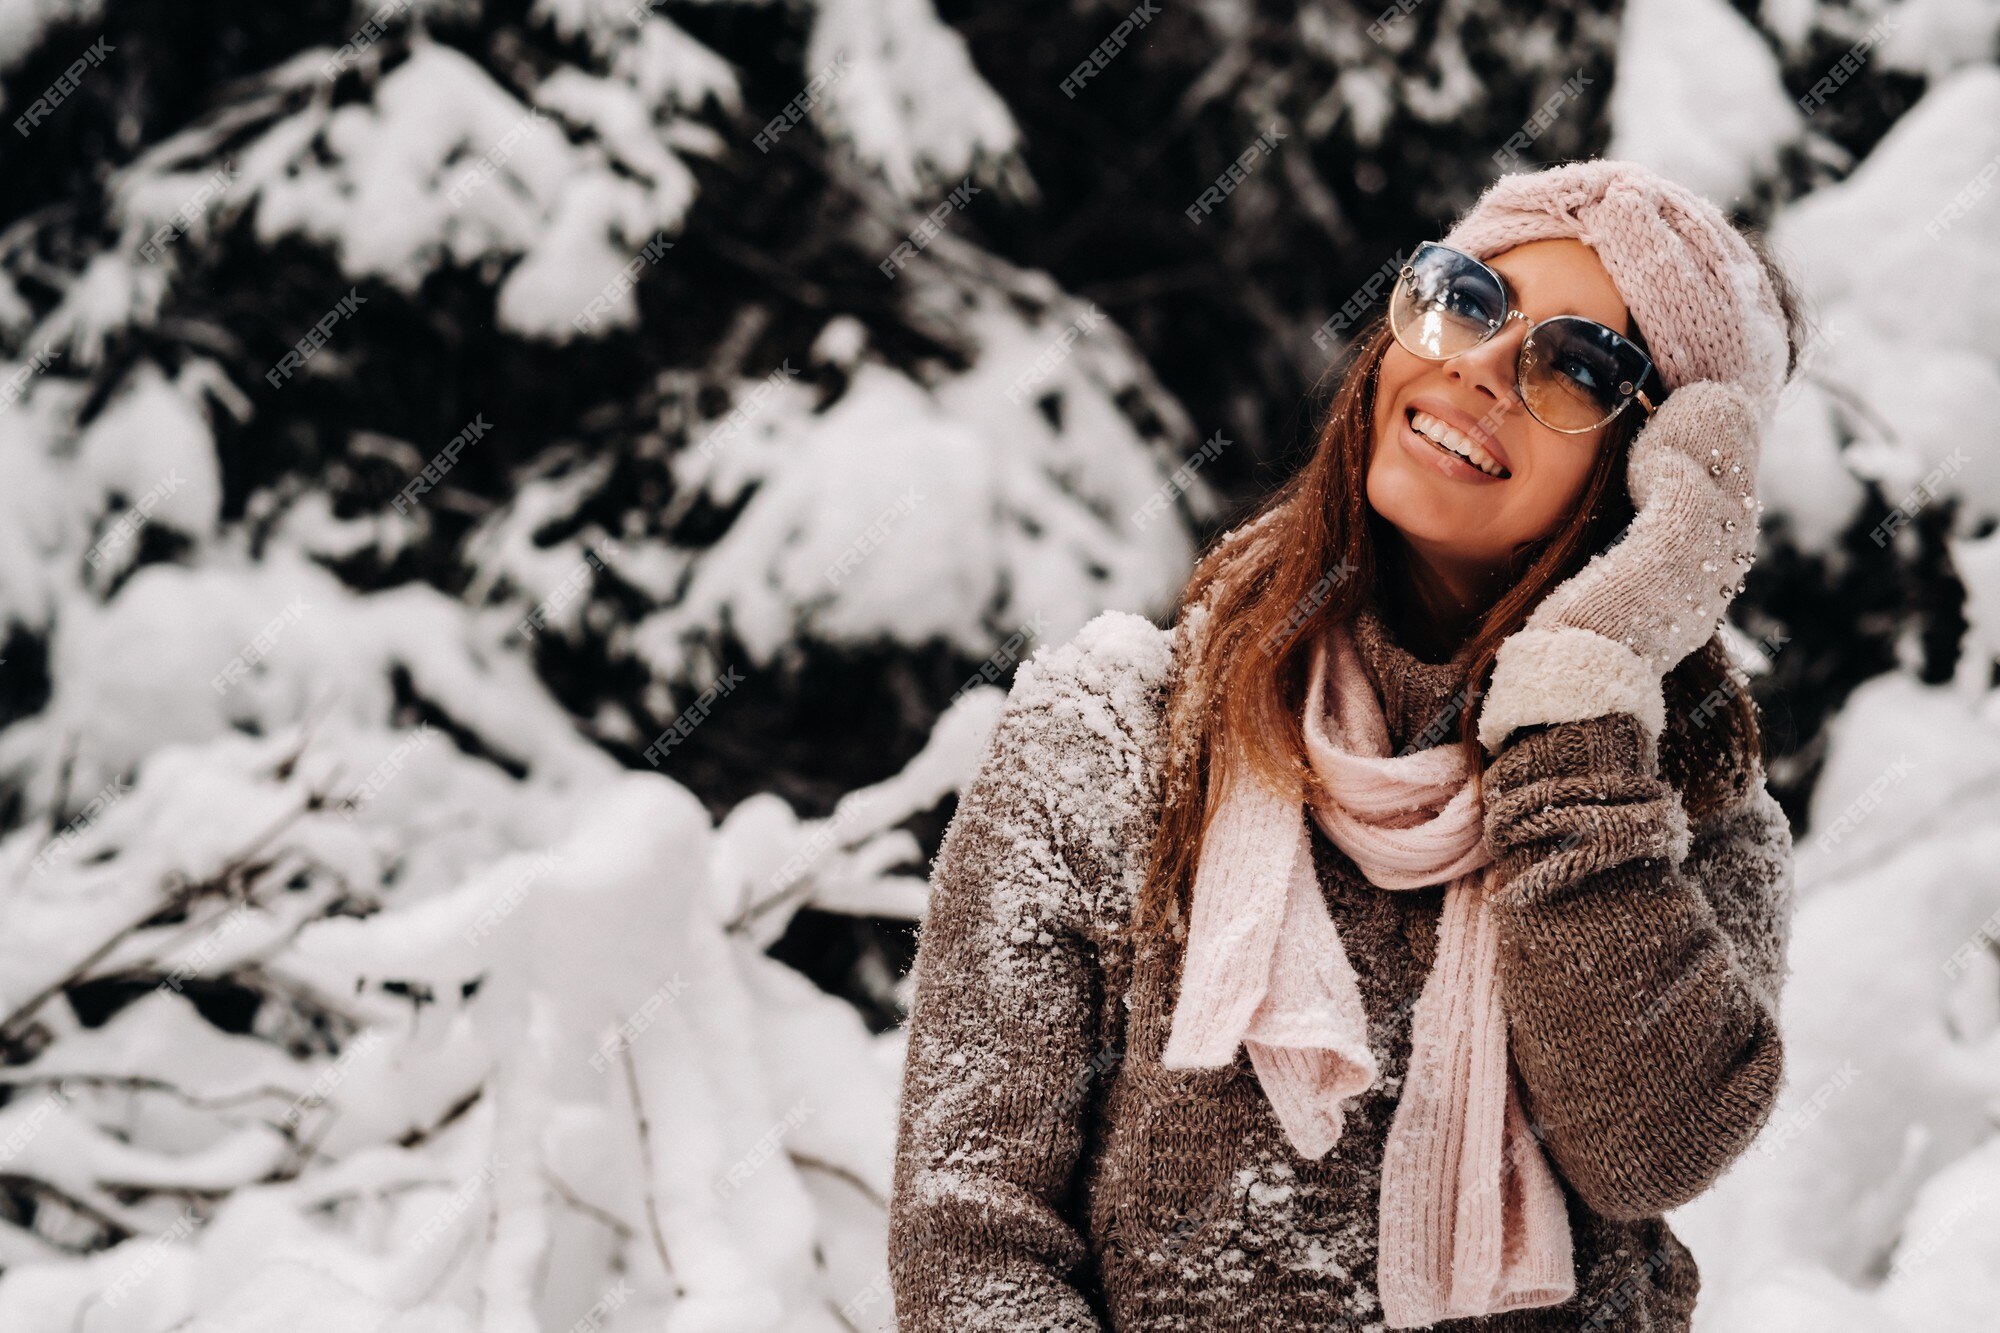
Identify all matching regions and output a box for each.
[1366,471,1475,543]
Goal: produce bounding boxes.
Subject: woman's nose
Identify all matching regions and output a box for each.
[1445,314,1529,412]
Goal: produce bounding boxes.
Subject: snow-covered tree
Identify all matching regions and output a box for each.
[0,0,1993,1326]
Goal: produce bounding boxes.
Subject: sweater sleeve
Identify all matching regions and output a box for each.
[1479,710,1795,1222]
[885,668,1117,1331]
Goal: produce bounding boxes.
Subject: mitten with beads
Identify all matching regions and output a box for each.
[1475,380,1763,754]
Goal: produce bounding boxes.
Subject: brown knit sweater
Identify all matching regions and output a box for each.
[886,597,1796,1331]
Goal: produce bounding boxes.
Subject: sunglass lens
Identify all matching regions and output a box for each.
[1519,316,1646,431]
[1390,245,1506,358]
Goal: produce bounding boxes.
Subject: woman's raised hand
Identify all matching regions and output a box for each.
[1475,380,1765,754]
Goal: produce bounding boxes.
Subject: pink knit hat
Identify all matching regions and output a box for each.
[1438,159,1791,420]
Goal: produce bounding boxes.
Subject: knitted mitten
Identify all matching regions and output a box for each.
[1474,380,1763,754]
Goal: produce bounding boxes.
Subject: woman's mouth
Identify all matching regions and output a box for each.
[1400,406,1510,481]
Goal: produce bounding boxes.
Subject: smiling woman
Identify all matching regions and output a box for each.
[1366,235,1653,658]
[888,158,1816,1333]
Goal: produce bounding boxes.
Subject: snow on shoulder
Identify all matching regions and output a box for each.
[978,610,1177,910]
[1008,608,1175,750]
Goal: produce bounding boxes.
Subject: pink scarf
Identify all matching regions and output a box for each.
[1160,617,1575,1328]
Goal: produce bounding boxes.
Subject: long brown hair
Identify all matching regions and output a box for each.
[1131,228,1808,946]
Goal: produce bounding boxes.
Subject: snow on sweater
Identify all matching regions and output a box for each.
[886,598,1796,1331]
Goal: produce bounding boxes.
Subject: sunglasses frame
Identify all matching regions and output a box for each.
[1389,241,1660,435]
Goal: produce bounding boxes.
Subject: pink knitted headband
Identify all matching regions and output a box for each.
[1438,159,1791,420]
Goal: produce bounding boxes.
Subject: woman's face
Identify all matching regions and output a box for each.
[1366,237,1631,587]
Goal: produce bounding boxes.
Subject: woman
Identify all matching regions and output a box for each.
[885,159,1805,1331]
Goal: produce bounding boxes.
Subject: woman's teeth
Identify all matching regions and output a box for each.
[1410,409,1508,478]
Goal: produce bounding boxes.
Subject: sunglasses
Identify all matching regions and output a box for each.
[1388,241,1659,434]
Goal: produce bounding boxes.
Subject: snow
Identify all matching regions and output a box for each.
[0,506,942,1326]
[1953,529,2000,693]
[1670,671,2000,1331]
[804,0,1027,200]
[1873,0,2000,81]
[1764,65,2000,551]
[0,0,1993,1326]
[0,618,932,1326]
[1605,0,1802,206]
[80,34,718,347]
[1593,23,2000,1331]
[176,1262,476,1333]
[0,0,102,78]
[626,289,1201,687]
